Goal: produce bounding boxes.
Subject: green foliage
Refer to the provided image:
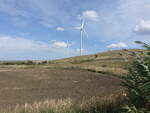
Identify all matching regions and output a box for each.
[122,41,150,113]
[122,105,149,113]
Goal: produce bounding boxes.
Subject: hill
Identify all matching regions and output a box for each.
[0,49,144,77]
[48,49,144,76]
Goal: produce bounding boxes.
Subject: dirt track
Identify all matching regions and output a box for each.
[0,68,124,109]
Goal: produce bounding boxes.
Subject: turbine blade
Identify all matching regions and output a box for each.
[75,26,81,30]
[74,27,77,29]
[67,41,69,48]
[83,30,88,37]
[81,19,85,28]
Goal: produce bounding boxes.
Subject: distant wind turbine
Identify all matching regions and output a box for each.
[75,19,88,56]
[67,40,70,57]
[66,40,73,57]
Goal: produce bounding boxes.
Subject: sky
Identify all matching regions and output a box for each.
[0,0,150,60]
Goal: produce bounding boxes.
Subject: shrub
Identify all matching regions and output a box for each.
[25,60,34,65]
[122,41,150,113]
[122,105,149,113]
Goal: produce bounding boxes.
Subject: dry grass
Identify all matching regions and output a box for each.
[83,66,128,77]
[1,92,127,113]
[14,99,72,113]
[0,98,72,113]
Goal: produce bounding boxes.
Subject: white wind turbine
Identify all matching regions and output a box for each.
[75,19,88,56]
[66,40,73,57]
[67,40,70,57]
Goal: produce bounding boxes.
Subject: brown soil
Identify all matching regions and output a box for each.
[0,68,124,109]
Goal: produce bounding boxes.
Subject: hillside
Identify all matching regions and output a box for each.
[0,49,144,77]
[47,49,144,76]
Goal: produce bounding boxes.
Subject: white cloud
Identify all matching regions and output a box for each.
[0,36,77,60]
[107,42,128,49]
[79,10,98,21]
[51,40,69,48]
[0,36,73,50]
[134,20,150,34]
[76,48,85,52]
[0,36,49,49]
[56,27,65,31]
[146,4,150,8]
[87,0,150,42]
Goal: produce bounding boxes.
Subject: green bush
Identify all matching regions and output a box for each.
[122,41,150,113]
[122,105,149,113]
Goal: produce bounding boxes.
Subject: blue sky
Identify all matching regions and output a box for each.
[0,0,150,60]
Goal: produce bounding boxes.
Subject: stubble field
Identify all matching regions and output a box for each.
[0,68,124,110]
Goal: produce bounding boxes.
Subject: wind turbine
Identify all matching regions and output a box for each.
[75,19,88,56]
[67,40,70,57]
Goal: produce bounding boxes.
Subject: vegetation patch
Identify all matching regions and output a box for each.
[121,41,150,113]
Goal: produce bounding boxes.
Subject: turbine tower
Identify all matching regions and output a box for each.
[76,19,88,56]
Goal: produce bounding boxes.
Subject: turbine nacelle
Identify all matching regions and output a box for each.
[75,19,88,56]
[75,19,88,37]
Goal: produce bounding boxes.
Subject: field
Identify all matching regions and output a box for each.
[0,68,124,111]
[0,49,144,112]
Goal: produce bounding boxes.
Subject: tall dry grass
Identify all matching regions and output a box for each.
[1,92,127,113]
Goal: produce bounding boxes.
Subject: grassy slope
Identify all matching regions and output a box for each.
[45,49,144,76]
[0,49,144,77]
